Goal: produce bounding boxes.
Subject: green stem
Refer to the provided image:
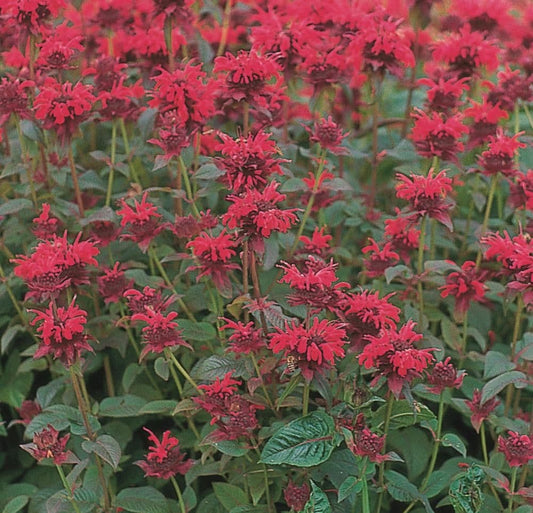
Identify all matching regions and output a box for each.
[148,246,196,322]
[14,116,37,207]
[242,239,250,323]
[105,121,117,207]
[167,351,184,396]
[68,144,85,217]
[56,465,82,513]
[376,394,394,513]
[507,466,518,513]
[178,156,200,217]
[251,353,275,411]
[216,0,233,56]
[302,380,310,416]
[421,392,444,490]
[522,102,533,131]
[360,458,371,513]
[165,348,201,394]
[119,118,141,184]
[504,295,524,416]
[170,475,187,513]
[262,463,274,513]
[164,16,175,72]
[475,173,498,269]
[417,215,427,325]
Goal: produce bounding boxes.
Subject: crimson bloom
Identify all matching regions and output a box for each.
[117,192,164,253]
[34,78,95,144]
[440,261,487,318]
[131,309,191,361]
[510,170,533,211]
[135,428,193,479]
[465,389,499,433]
[223,181,299,253]
[124,286,174,315]
[411,109,468,164]
[32,203,61,239]
[21,425,76,465]
[186,230,240,295]
[29,297,93,367]
[269,317,347,382]
[0,77,34,125]
[283,481,310,512]
[426,357,465,394]
[418,76,469,114]
[97,263,133,304]
[384,213,420,263]
[298,227,333,260]
[498,431,533,467]
[395,169,454,230]
[359,320,435,398]
[221,319,266,355]
[361,239,400,278]
[477,129,526,177]
[464,98,508,148]
[306,116,349,155]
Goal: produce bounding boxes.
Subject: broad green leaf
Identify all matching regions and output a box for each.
[0,198,33,216]
[212,483,248,512]
[99,395,147,417]
[72,488,99,504]
[154,358,169,381]
[260,411,337,467]
[229,507,268,513]
[311,449,360,488]
[337,476,362,503]
[2,496,29,513]
[441,433,467,457]
[423,470,449,498]
[1,325,25,354]
[441,318,461,351]
[122,364,144,392]
[116,487,168,513]
[81,435,121,470]
[303,481,331,513]
[480,371,527,405]
[192,356,247,381]
[483,351,515,379]
[211,440,249,457]
[384,265,412,284]
[388,427,432,480]
[194,163,224,180]
[385,470,419,502]
[373,400,436,431]
[138,400,178,415]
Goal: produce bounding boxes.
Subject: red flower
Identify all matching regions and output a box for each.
[117,192,164,253]
[97,77,144,121]
[223,181,299,253]
[12,232,99,301]
[418,76,470,114]
[306,116,349,155]
[432,25,500,79]
[487,66,533,112]
[29,297,93,367]
[124,286,174,315]
[301,170,342,211]
[411,108,468,163]
[135,428,193,479]
[88,220,121,247]
[170,210,217,239]
[269,317,347,382]
[477,129,526,177]
[198,372,242,399]
[97,263,133,305]
[21,425,76,465]
[34,78,95,144]
[36,30,83,70]
[32,203,61,239]
[221,319,266,355]
[384,213,420,263]
[0,77,34,124]
[15,400,42,425]
[465,389,499,433]
[186,230,240,294]
[283,481,310,512]
[148,117,191,161]
[498,431,533,467]
[359,320,435,398]
[361,239,400,278]
[349,427,387,463]
[509,170,533,211]
[131,309,191,360]
[216,130,285,193]
[82,57,128,92]
[395,169,454,230]
[10,0,66,33]
[426,357,465,394]
[464,98,508,148]
[339,290,400,352]
[440,261,487,318]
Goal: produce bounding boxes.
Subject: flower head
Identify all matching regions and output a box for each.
[464,98,508,148]
[32,203,61,239]
[269,317,347,382]
[0,77,33,124]
[221,319,266,355]
[306,116,349,155]
[361,239,400,278]
[465,389,499,432]
[123,286,174,315]
[29,298,92,367]
[283,481,310,512]
[135,428,193,479]
[418,76,470,114]
[21,425,75,465]
[477,129,526,177]
[98,263,133,305]
[426,357,465,394]
[498,431,533,467]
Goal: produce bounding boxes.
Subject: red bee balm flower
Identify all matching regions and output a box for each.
[98,263,133,304]
[283,481,310,512]
[395,169,454,230]
[306,116,349,155]
[498,431,533,467]
[117,192,164,253]
[221,319,266,355]
[269,317,347,381]
[477,129,526,177]
[426,357,464,394]
[34,78,95,144]
[29,297,93,367]
[21,425,76,465]
[359,320,435,398]
[465,389,499,433]
[136,428,193,479]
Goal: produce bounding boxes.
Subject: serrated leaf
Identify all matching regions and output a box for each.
[99,395,147,417]
[280,178,305,192]
[212,483,248,512]
[337,476,362,503]
[178,320,216,342]
[122,363,144,392]
[373,400,436,431]
[72,488,99,504]
[303,481,331,513]
[116,487,168,513]
[154,358,169,381]
[192,356,247,381]
[441,433,467,457]
[483,351,515,379]
[194,163,224,180]
[384,265,412,284]
[0,198,33,216]
[480,371,527,405]
[81,435,121,470]
[385,470,420,502]
[210,440,249,457]
[1,325,25,354]
[424,260,460,273]
[260,411,337,467]
[423,470,449,498]
[138,400,178,414]
[2,496,29,513]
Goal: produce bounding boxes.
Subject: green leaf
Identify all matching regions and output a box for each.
[441,433,467,457]
[212,483,248,512]
[1,325,25,354]
[154,358,169,381]
[116,487,169,513]
[138,400,178,415]
[373,400,436,431]
[81,434,121,470]
[483,351,515,379]
[192,356,247,381]
[423,470,449,499]
[0,198,33,216]
[122,364,144,392]
[303,481,331,513]
[385,470,419,502]
[388,427,432,480]
[229,507,268,513]
[2,496,29,513]
[99,395,148,417]
[424,260,460,273]
[441,318,461,351]
[337,476,362,503]
[194,163,224,180]
[480,371,527,405]
[260,411,337,467]
[384,265,412,284]
[210,440,249,457]
[20,120,44,143]
[178,320,216,342]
